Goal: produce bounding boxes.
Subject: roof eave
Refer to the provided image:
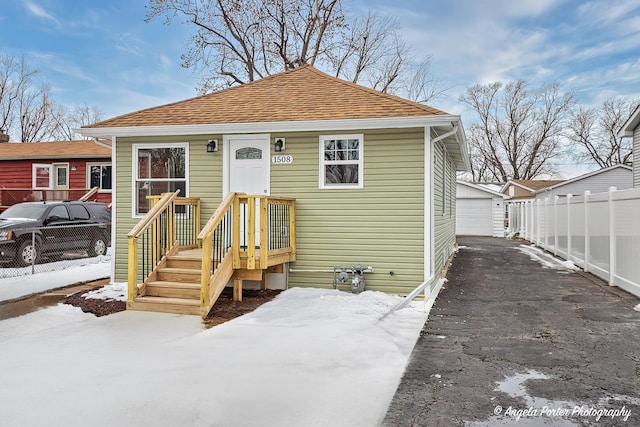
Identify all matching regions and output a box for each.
[79,115,463,138]
[618,104,640,137]
[500,180,535,194]
[457,180,506,198]
[531,164,633,194]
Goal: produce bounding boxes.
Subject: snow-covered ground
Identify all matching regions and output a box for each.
[516,245,579,273]
[0,287,427,427]
[0,250,111,303]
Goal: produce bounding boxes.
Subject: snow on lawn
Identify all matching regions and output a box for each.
[0,287,426,427]
[0,250,111,303]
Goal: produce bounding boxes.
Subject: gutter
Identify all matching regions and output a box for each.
[91,138,113,150]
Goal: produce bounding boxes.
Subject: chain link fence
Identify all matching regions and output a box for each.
[0,223,112,278]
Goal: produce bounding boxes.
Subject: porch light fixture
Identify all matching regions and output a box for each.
[274,138,285,152]
[207,139,218,153]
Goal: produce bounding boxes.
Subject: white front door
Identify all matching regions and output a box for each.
[226,134,270,195]
[225,134,270,247]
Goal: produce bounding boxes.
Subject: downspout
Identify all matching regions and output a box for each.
[431,124,458,144]
[389,123,458,315]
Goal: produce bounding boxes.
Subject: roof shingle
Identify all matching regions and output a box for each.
[86,66,448,129]
[0,140,111,160]
[512,179,565,191]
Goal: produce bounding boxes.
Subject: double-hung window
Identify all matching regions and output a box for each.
[87,163,112,192]
[133,143,188,216]
[33,164,52,189]
[319,134,363,189]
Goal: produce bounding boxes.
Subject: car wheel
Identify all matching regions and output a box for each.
[88,235,108,257]
[15,239,40,267]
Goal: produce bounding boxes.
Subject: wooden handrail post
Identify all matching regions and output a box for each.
[260,197,268,269]
[289,200,297,261]
[194,199,201,245]
[200,234,213,306]
[127,236,138,301]
[232,196,241,268]
[247,197,256,269]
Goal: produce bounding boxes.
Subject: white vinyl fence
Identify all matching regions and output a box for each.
[507,186,640,298]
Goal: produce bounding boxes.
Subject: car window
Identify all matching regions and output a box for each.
[48,205,70,220]
[0,204,47,220]
[69,204,90,220]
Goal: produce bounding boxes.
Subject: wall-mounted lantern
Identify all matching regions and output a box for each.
[274,138,285,152]
[207,139,218,153]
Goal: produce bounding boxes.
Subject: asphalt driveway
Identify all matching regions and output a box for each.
[384,236,640,427]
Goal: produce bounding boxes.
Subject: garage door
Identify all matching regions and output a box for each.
[456,198,493,236]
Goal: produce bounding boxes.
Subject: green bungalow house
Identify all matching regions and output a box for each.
[80,66,469,316]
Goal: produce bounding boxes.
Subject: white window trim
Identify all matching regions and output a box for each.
[319,133,364,189]
[32,163,53,189]
[132,142,189,218]
[86,162,113,193]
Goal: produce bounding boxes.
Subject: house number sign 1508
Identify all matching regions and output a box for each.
[272,155,293,164]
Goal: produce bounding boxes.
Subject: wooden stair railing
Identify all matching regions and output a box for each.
[79,186,100,201]
[197,192,237,315]
[127,190,181,302]
[126,192,295,316]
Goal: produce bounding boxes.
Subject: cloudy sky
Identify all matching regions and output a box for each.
[2,0,639,121]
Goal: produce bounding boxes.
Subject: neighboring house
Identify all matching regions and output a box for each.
[533,165,633,199]
[619,104,640,187]
[501,179,564,200]
[456,180,506,237]
[80,65,468,313]
[0,140,112,209]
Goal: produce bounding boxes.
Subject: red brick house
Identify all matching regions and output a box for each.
[0,139,112,209]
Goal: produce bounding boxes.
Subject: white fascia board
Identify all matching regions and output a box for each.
[457,179,507,198]
[500,180,535,194]
[78,115,462,138]
[455,122,471,171]
[618,104,640,137]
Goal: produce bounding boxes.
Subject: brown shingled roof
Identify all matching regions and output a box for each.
[0,140,111,160]
[86,66,448,129]
[512,179,565,191]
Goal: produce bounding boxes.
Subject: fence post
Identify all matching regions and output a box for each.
[31,230,36,275]
[566,194,573,262]
[523,202,527,240]
[536,199,541,246]
[528,200,532,242]
[608,187,617,286]
[553,196,559,256]
[519,203,523,235]
[543,198,549,250]
[583,191,590,273]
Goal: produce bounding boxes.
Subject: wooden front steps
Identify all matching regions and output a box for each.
[127,251,203,315]
[127,248,284,316]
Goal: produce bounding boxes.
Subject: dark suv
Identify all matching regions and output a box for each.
[0,201,111,267]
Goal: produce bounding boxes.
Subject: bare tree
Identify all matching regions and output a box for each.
[51,104,104,141]
[325,12,407,93]
[567,97,638,168]
[146,0,343,92]
[404,57,446,105]
[0,54,39,139]
[18,82,58,143]
[145,1,443,102]
[461,80,575,182]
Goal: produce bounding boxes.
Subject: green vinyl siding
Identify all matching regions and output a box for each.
[270,128,424,295]
[433,141,457,277]
[111,127,459,296]
[113,135,224,282]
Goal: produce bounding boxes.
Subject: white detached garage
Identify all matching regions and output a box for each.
[456,180,506,237]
